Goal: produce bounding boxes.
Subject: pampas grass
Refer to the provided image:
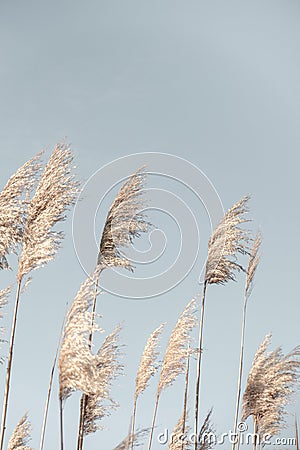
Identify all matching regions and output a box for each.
[7,414,33,450]
[242,334,300,448]
[232,232,262,450]
[82,324,123,436]
[0,144,78,450]
[58,270,101,402]
[114,428,150,449]
[197,410,215,450]
[0,152,42,270]
[169,414,191,450]
[1,154,299,450]
[97,167,149,271]
[194,196,251,450]
[18,143,79,280]
[148,299,197,450]
[129,323,165,450]
[78,167,150,450]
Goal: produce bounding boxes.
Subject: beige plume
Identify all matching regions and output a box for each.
[18,143,79,280]
[135,323,165,399]
[0,152,42,270]
[158,300,197,395]
[205,195,251,285]
[7,414,33,450]
[97,167,149,271]
[242,334,300,439]
[83,324,124,435]
[58,269,101,401]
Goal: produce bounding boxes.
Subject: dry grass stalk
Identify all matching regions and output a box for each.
[197,410,215,450]
[158,300,197,396]
[169,413,191,450]
[245,231,262,299]
[134,324,165,399]
[7,414,33,450]
[295,415,299,450]
[0,153,42,270]
[58,270,101,401]
[39,305,69,450]
[129,324,165,450]
[205,195,251,285]
[82,324,124,435]
[18,143,79,280]
[0,286,10,364]
[232,232,262,450]
[114,428,150,449]
[0,144,78,450]
[242,334,300,444]
[0,287,10,318]
[194,196,251,450]
[97,167,150,271]
[148,300,197,450]
[181,344,191,450]
[78,167,150,450]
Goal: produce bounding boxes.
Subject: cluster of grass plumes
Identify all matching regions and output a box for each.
[18,143,79,280]
[0,149,299,450]
[242,334,300,440]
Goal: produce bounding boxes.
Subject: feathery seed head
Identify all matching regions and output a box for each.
[0,152,42,269]
[134,323,165,399]
[245,231,262,298]
[197,409,216,450]
[7,414,33,450]
[18,143,79,280]
[205,196,251,285]
[114,428,150,449]
[168,413,191,450]
[158,299,197,396]
[83,324,124,435]
[58,269,101,401]
[97,167,150,271]
[242,334,300,439]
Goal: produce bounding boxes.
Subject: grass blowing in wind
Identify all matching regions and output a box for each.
[194,195,251,450]
[0,143,79,450]
[1,151,300,450]
[148,299,197,450]
[7,414,33,450]
[242,335,300,450]
[78,167,151,450]
[129,323,165,450]
[232,232,262,450]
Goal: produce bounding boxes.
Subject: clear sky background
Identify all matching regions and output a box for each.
[1,1,300,449]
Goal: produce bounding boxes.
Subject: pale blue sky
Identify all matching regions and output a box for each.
[1,1,300,449]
